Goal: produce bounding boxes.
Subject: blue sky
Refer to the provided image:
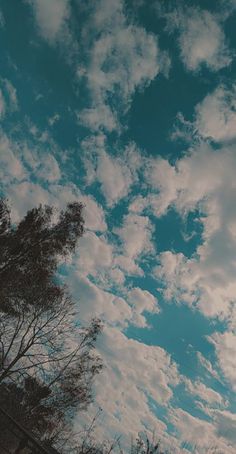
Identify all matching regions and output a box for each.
[1,0,236,452]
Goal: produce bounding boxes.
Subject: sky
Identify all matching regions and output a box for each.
[1,0,236,452]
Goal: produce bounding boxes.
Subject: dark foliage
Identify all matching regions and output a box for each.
[0,199,84,316]
[0,199,102,452]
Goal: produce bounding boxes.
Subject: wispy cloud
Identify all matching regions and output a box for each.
[159,4,233,72]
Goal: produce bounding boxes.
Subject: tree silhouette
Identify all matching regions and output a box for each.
[0,199,102,452]
[0,200,170,453]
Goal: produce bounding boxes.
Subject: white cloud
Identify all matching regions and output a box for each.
[114,214,154,273]
[3,128,63,184]
[71,226,160,325]
[142,133,236,407]
[79,105,119,134]
[163,6,232,72]
[6,181,79,223]
[0,79,18,117]
[126,287,160,327]
[6,181,107,237]
[184,378,224,406]
[0,133,26,183]
[0,130,108,234]
[153,251,196,305]
[75,231,113,278]
[48,113,60,127]
[144,143,236,323]
[212,409,236,444]
[208,331,236,392]
[68,273,132,327]
[154,242,236,321]
[96,151,133,206]
[72,229,126,288]
[195,84,236,143]
[196,352,222,383]
[144,158,178,216]
[170,408,235,452]
[3,79,18,111]
[70,231,160,326]
[34,153,61,182]
[116,213,154,258]
[7,182,52,222]
[83,142,142,207]
[80,195,107,232]
[66,203,180,446]
[79,0,169,131]
[132,146,223,218]
[27,0,70,43]
[75,326,179,447]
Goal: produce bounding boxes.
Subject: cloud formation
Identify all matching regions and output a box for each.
[0,78,18,118]
[209,331,236,391]
[161,5,232,72]
[83,139,141,206]
[76,326,180,448]
[79,0,169,131]
[27,0,70,43]
[149,144,236,322]
[195,84,236,143]
[1,1,236,450]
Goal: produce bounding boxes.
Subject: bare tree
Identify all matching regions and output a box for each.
[0,293,102,388]
[130,434,167,454]
[0,200,169,454]
[0,199,102,452]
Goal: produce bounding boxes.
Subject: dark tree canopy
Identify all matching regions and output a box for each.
[0,199,84,315]
[0,199,102,453]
